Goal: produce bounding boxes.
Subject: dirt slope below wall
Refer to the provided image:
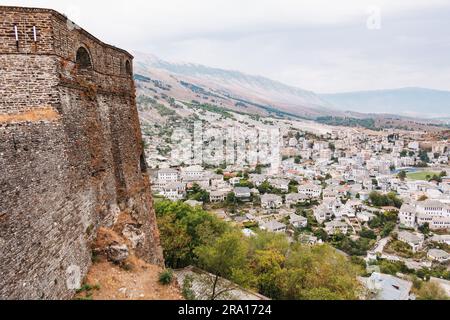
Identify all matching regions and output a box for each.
[77,258,182,300]
[75,227,182,300]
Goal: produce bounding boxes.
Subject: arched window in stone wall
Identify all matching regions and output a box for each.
[125,60,132,76]
[140,152,148,173]
[76,47,92,70]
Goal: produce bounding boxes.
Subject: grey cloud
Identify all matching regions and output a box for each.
[3,0,450,92]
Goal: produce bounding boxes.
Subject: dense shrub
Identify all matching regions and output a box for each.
[158,269,174,285]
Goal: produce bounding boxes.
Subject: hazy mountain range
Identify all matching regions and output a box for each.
[133,52,450,121]
[320,88,450,119]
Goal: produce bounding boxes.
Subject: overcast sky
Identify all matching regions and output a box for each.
[4,0,450,93]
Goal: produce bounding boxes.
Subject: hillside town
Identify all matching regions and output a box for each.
[145,103,450,299]
[3,0,450,306]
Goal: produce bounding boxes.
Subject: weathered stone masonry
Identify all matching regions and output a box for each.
[0,6,163,300]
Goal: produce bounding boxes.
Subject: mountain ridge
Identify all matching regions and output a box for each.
[133,51,337,118]
[133,52,450,121]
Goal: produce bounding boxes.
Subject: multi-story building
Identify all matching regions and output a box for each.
[398,231,424,253]
[415,200,450,230]
[260,220,287,233]
[298,183,322,199]
[325,221,349,235]
[285,193,309,207]
[157,168,180,182]
[261,194,283,210]
[210,190,227,203]
[181,165,205,180]
[399,204,417,228]
[431,235,450,245]
[289,214,308,229]
[162,182,186,201]
[427,249,450,262]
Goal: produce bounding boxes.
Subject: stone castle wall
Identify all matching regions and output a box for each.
[0,6,163,300]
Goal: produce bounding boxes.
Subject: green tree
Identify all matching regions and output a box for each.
[398,170,407,181]
[369,191,383,206]
[226,192,236,205]
[188,183,210,202]
[429,175,442,183]
[288,180,299,193]
[237,179,254,188]
[384,210,399,222]
[381,222,396,238]
[419,150,430,163]
[331,235,374,256]
[251,249,285,299]
[195,232,250,300]
[314,228,329,242]
[418,195,428,202]
[155,201,229,268]
[156,211,192,268]
[360,228,377,240]
[369,216,383,229]
[419,223,431,236]
[377,260,408,275]
[329,143,336,151]
[248,231,290,255]
[258,181,272,195]
[282,244,363,300]
[369,191,403,208]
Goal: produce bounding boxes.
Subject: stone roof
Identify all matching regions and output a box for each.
[234,187,251,194]
[298,183,322,191]
[428,249,450,259]
[158,168,179,174]
[400,204,416,213]
[286,193,309,201]
[431,235,450,242]
[182,165,204,172]
[325,220,347,228]
[210,190,227,197]
[262,220,286,231]
[208,174,223,180]
[289,214,307,223]
[183,176,209,182]
[398,231,422,244]
[418,200,447,208]
[184,200,203,207]
[364,273,413,300]
[174,266,269,300]
[261,194,283,202]
[164,182,185,189]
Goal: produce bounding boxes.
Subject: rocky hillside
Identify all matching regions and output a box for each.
[133,52,450,126]
[133,52,339,119]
